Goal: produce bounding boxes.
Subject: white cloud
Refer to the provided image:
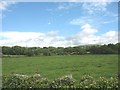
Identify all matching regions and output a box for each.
[66,23,118,46]
[81,0,119,15]
[70,17,92,25]
[0,31,67,47]
[0,0,16,10]
[57,0,118,11]
[57,2,81,10]
[100,31,118,44]
[0,25,118,47]
[58,5,67,10]
[70,14,117,27]
[81,24,98,34]
[82,2,108,14]
[0,0,17,19]
[70,18,83,25]
[68,23,99,45]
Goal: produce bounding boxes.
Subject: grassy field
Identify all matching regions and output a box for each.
[2,55,118,81]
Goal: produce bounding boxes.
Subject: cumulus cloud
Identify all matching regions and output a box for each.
[0,24,118,47]
[65,23,118,46]
[67,24,99,45]
[81,24,98,35]
[0,31,67,47]
[0,1,118,47]
[100,31,118,44]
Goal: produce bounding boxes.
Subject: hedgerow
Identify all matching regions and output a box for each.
[2,74,119,90]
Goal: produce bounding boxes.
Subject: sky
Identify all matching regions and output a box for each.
[0,0,119,47]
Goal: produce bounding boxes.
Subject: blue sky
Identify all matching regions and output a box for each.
[0,1,118,47]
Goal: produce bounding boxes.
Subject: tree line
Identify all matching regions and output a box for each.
[1,43,120,56]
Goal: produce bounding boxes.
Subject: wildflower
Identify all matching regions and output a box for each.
[33,74,41,77]
[85,86,88,88]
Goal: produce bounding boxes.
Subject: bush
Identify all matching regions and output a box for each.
[77,75,118,90]
[49,74,75,88]
[2,74,119,90]
[2,74,49,89]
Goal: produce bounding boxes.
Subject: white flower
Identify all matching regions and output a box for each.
[33,74,41,77]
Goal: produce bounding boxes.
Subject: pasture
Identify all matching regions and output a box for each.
[2,55,118,80]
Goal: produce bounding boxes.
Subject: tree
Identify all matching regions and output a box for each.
[56,47,64,55]
[2,46,12,55]
[43,49,51,56]
[2,43,119,56]
[25,48,35,56]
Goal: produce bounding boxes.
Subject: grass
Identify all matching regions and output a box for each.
[2,54,118,81]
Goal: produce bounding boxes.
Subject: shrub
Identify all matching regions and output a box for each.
[77,75,97,89]
[2,74,119,90]
[49,74,75,88]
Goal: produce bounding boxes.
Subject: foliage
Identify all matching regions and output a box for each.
[2,43,120,57]
[2,74,118,90]
[77,75,118,89]
[49,74,75,88]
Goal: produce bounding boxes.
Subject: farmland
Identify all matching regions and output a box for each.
[2,54,118,81]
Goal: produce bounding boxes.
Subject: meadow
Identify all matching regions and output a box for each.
[2,55,118,81]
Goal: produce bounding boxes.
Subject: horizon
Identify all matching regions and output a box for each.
[0,1,118,47]
[1,43,119,48]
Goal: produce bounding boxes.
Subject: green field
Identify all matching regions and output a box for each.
[2,55,118,80]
